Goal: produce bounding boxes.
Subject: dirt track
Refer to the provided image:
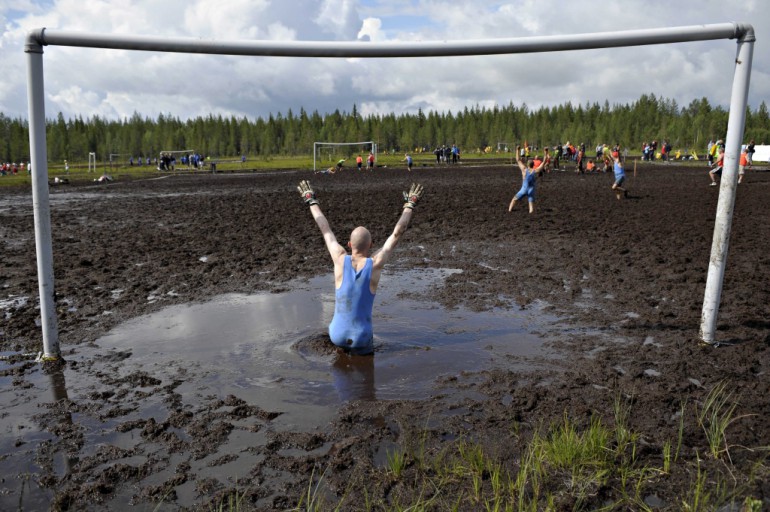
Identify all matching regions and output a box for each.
[1,161,769,509]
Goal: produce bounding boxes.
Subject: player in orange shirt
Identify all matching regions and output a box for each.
[738,148,748,184]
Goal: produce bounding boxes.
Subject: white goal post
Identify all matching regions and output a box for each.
[23,23,756,359]
[108,152,129,164]
[87,152,96,173]
[313,141,377,171]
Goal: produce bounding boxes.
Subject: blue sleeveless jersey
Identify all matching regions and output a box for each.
[614,161,625,179]
[524,168,536,188]
[329,255,375,354]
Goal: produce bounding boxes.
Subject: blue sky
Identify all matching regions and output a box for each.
[0,0,767,122]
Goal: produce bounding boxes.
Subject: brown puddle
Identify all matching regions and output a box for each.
[89,268,552,410]
[0,267,557,509]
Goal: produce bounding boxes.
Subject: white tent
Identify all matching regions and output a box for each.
[750,145,770,163]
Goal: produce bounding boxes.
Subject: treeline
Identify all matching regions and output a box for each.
[2,94,769,163]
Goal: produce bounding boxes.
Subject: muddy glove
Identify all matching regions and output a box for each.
[402,183,424,210]
[297,180,319,206]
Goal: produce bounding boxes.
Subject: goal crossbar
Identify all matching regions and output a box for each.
[24,23,756,358]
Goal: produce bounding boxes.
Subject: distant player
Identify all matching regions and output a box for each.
[356,154,363,170]
[576,146,584,174]
[709,148,725,186]
[508,146,549,214]
[404,153,413,171]
[738,148,748,184]
[609,151,628,199]
[367,152,375,170]
[708,140,720,167]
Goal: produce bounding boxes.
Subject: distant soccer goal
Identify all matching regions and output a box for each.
[88,152,96,173]
[108,153,131,172]
[158,149,198,171]
[313,141,377,171]
[496,142,514,153]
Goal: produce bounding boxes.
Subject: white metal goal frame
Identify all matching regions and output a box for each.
[87,152,96,173]
[108,152,130,163]
[107,152,132,173]
[313,141,377,171]
[24,23,755,359]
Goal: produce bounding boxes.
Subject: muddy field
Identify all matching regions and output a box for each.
[1,160,769,510]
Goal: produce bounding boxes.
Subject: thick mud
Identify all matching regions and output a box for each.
[1,161,769,510]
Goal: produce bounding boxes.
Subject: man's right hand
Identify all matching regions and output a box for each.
[297,180,319,206]
[402,183,424,210]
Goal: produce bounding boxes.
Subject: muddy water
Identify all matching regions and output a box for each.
[0,267,555,509]
[88,268,552,424]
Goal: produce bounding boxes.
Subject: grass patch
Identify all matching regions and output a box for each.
[333,405,766,511]
[697,381,741,461]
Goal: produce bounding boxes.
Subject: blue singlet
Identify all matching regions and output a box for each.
[514,168,537,202]
[328,255,376,354]
[614,161,626,185]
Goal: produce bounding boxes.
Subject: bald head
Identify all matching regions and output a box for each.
[349,226,372,253]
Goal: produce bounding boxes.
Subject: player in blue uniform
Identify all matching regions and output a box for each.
[609,150,628,199]
[508,146,549,214]
[297,180,424,355]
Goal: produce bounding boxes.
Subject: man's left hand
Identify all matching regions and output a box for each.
[402,183,424,209]
[297,180,319,206]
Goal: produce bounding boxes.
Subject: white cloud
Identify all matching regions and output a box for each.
[357,17,382,41]
[0,0,767,123]
[315,0,360,39]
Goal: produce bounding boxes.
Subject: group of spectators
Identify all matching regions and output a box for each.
[0,162,28,176]
[433,144,461,164]
[707,138,758,186]
[706,140,725,167]
[128,156,153,166]
[180,153,205,169]
[157,153,205,171]
[641,141,660,161]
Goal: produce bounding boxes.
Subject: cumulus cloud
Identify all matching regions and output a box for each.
[315,0,361,39]
[0,0,767,122]
[357,17,383,41]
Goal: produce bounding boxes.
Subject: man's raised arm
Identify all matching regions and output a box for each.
[515,145,527,173]
[534,147,550,173]
[372,183,424,269]
[297,180,346,261]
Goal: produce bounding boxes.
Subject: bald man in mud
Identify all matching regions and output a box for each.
[297,180,424,355]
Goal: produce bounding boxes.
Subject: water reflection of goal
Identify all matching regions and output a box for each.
[313,141,377,171]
